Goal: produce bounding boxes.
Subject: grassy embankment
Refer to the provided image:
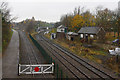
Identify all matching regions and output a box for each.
[0,27,2,53]
[2,27,13,53]
[45,28,120,74]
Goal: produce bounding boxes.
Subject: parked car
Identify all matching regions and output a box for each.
[113,39,119,43]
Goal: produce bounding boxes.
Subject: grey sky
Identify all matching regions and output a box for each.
[4,0,120,23]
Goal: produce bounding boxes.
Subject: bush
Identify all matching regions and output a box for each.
[2,23,13,52]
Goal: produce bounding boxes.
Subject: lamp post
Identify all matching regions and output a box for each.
[107,19,114,35]
[117,15,120,47]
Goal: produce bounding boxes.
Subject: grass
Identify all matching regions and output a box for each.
[31,32,38,37]
[45,33,105,64]
[0,27,2,53]
[2,29,13,53]
[105,56,120,74]
[45,32,120,74]
[106,32,119,41]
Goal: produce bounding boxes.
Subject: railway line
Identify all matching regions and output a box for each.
[35,33,118,79]
[19,31,54,78]
[36,35,81,79]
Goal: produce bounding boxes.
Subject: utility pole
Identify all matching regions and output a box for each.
[118,16,120,47]
[118,1,120,47]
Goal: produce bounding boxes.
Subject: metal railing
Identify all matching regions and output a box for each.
[18,63,54,75]
[29,34,65,78]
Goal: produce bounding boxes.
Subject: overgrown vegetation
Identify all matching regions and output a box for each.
[1,2,15,52]
[44,5,120,74]
[60,6,120,33]
[57,6,120,45]
[45,31,120,74]
[106,32,120,41]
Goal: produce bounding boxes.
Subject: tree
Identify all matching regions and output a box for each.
[71,14,85,32]
[26,17,36,33]
[73,6,85,16]
[95,7,113,31]
[60,14,73,31]
[1,2,16,51]
[82,10,96,27]
[54,22,61,28]
[60,14,73,27]
[60,7,95,32]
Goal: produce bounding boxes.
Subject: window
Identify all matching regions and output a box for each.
[81,34,83,38]
[90,35,94,38]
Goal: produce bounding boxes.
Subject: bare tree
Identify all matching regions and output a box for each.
[0,2,17,23]
[25,17,36,33]
[73,6,85,16]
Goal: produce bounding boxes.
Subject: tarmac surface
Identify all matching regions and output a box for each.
[2,29,19,78]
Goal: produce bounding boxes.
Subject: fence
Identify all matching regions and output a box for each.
[18,63,54,75]
[29,34,68,79]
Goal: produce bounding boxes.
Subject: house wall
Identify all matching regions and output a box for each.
[97,28,106,40]
[57,32,66,39]
[66,35,71,40]
[79,33,96,39]
[80,34,84,38]
[57,28,65,32]
[72,35,79,41]
[66,34,78,41]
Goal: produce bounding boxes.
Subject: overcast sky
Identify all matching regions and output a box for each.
[3,0,120,23]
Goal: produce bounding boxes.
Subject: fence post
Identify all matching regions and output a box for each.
[57,64,59,79]
[66,75,68,80]
[61,69,63,79]
[116,55,119,63]
[18,64,20,76]
[51,57,52,63]
[53,60,55,75]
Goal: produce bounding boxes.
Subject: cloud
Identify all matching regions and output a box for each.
[6,0,119,22]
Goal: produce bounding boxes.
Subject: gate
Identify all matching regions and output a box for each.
[18,63,54,75]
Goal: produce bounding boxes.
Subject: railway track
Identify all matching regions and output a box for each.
[19,31,54,78]
[36,33,117,79]
[36,35,82,79]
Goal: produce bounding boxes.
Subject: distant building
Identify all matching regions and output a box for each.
[57,25,67,33]
[56,25,67,39]
[51,33,56,39]
[37,27,47,32]
[78,27,105,40]
[66,32,78,41]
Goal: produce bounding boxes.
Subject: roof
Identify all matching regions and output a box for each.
[67,32,78,35]
[38,27,47,29]
[78,27,101,34]
[57,25,67,29]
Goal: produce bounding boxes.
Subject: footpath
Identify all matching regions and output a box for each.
[2,29,19,78]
